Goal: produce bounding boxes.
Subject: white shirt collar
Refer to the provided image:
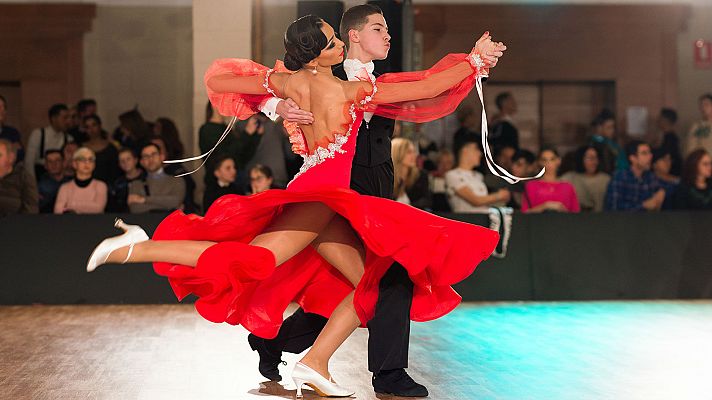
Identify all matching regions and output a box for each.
[343,58,374,80]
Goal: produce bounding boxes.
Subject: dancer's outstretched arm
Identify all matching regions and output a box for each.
[344,32,504,106]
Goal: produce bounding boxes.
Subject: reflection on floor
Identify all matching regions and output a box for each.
[1,301,711,399]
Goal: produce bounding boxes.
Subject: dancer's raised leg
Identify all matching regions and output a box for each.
[94,202,337,269]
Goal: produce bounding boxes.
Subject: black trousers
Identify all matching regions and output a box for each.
[260,161,414,374]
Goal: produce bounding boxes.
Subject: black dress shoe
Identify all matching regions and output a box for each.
[372,368,429,397]
[247,333,285,381]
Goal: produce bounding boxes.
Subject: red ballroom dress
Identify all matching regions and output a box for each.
[152,50,500,339]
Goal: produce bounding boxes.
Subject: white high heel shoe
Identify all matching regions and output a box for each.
[86,218,149,272]
[291,362,354,398]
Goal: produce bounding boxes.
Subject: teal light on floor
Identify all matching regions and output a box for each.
[410,301,712,400]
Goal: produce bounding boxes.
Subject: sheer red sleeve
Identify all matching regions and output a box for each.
[204,59,289,120]
[361,51,488,123]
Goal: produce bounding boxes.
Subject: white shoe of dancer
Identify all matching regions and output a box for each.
[86,218,149,272]
[291,362,354,398]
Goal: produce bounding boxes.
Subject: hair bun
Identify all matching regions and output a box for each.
[283,15,327,72]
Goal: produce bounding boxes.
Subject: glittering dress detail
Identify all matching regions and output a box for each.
[151,53,500,339]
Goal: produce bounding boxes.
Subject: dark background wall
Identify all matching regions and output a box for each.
[2,212,711,305]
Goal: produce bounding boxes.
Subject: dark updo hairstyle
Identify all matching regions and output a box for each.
[283,15,327,72]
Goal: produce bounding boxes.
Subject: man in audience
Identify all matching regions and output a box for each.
[656,107,682,176]
[37,150,71,213]
[150,135,197,213]
[490,92,520,150]
[61,142,79,178]
[25,103,73,180]
[590,109,626,174]
[0,95,24,163]
[0,139,38,217]
[127,142,185,213]
[605,140,665,211]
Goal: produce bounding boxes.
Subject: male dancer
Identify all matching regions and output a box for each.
[254,4,427,397]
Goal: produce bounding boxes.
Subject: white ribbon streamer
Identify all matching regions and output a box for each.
[475,76,544,184]
[163,116,237,177]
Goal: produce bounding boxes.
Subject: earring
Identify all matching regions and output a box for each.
[311,66,318,75]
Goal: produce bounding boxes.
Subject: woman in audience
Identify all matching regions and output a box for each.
[116,109,151,153]
[446,141,510,213]
[108,147,145,212]
[82,115,119,184]
[392,138,431,209]
[652,148,679,210]
[561,145,610,212]
[675,149,712,210]
[249,164,275,194]
[203,154,244,211]
[523,147,580,213]
[154,117,185,160]
[687,94,712,155]
[54,147,107,214]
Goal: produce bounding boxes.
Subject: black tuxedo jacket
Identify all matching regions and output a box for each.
[333,64,395,168]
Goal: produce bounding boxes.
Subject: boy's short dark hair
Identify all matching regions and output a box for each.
[339,4,383,47]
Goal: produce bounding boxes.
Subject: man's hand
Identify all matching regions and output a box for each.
[276,98,314,125]
[127,194,146,205]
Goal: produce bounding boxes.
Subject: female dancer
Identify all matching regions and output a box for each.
[88,15,506,397]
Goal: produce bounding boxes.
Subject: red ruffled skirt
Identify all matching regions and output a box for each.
[152,186,499,339]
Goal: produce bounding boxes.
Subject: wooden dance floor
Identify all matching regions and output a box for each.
[2,301,712,400]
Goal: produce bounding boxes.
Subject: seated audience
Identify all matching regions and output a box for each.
[522,147,580,213]
[128,143,185,213]
[652,148,679,210]
[108,148,145,213]
[25,103,73,180]
[446,141,510,213]
[561,145,610,212]
[506,149,536,210]
[37,150,72,213]
[250,164,275,194]
[0,95,24,162]
[0,139,38,216]
[686,94,712,155]
[430,149,455,212]
[605,140,665,211]
[82,115,119,184]
[656,107,682,176]
[54,147,107,214]
[203,155,244,211]
[675,149,712,210]
[392,138,431,209]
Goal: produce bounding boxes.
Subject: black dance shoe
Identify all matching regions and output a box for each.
[247,333,285,381]
[372,368,429,397]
